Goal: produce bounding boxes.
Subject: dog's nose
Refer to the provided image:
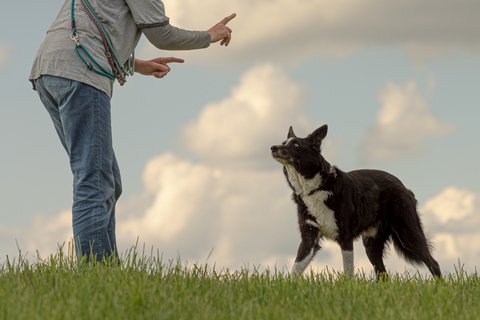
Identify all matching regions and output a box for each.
[271,145,279,152]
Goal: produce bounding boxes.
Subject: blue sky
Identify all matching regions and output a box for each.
[1,0,479,276]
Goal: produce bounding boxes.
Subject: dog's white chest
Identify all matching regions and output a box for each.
[284,166,338,239]
[302,191,338,240]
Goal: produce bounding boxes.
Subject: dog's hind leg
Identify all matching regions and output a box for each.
[362,232,389,279]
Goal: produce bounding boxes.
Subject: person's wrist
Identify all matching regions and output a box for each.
[134,59,144,73]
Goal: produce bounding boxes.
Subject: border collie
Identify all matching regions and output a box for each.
[271,124,441,278]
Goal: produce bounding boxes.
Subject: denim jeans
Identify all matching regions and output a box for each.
[35,75,121,261]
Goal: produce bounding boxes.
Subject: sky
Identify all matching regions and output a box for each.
[1,0,479,277]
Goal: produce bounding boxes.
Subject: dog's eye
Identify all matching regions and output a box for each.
[290,140,300,147]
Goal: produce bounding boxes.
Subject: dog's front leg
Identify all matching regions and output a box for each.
[291,226,320,276]
[340,240,354,278]
[291,240,320,276]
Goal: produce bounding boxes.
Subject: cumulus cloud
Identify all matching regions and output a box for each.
[360,81,452,164]
[141,0,480,64]
[421,187,480,272]
[0,211,72,262]
[116,64,315,267]
[26,211,72,256]
[181,64,310,168]
[422,187,479,225]
[118,153,299,266]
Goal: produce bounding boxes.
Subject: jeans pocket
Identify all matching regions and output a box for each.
[40,75,73,102]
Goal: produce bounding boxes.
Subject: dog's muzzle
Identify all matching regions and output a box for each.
[271,145,289,162]
[270,145,280,156]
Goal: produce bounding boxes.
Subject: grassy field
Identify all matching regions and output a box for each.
[1,248,479,320]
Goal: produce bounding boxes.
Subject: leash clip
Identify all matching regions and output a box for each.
[70,32,80,47]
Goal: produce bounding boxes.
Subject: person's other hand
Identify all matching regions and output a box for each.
[208,13,236,46]
[134,57,185,78]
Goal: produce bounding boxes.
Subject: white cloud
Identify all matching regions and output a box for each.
[420,187,480,272]
[422,187,478,224]
[117,64,315,267]
[0,210,72,262]
[360,81,452,164]
[141,0,480,64]
[119,153,299,266]
[181,64,310,168]
[26,211,72,256]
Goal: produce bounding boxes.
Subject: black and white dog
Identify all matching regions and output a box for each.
[271,124,441,278]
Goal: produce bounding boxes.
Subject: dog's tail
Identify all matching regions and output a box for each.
[389,198,442,277]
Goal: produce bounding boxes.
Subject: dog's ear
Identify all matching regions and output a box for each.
[310,124,328,146]
[287,126,296,139]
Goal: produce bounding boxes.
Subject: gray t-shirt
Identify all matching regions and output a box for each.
[30,0,210,97]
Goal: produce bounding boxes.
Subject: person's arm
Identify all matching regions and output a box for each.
[134,57,184,78]
[142,13,236,50]
[142,25,211,50]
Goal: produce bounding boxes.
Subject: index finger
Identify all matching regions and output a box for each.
[162,57,185,64]
[158,57,185,63]
[220,13,236,25]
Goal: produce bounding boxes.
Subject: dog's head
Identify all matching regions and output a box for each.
[271,124,329,178]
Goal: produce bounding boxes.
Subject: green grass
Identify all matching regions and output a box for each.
[1,248,479,320]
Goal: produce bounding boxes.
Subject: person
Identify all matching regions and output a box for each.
[29,0,236,262]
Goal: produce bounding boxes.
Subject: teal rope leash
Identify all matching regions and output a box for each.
[70,0,134,85]
[80,0,131,77]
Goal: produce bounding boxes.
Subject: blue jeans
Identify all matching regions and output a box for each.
[35,75,121,261]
